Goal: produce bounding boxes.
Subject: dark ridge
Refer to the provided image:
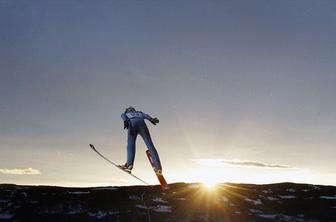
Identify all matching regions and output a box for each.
[0,182,335,222]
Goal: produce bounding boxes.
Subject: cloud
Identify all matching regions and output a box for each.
[192,159,291,169]
[0,168,41,175]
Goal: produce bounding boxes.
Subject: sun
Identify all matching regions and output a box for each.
[202,179,218,189]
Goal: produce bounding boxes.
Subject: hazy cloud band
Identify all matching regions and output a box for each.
[193,159,291,169]
[0,168,41,175]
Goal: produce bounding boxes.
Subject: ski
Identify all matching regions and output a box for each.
[146,150,169,190]
[89,144,148,185]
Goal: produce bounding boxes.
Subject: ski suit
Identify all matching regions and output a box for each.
[121,111,162,171]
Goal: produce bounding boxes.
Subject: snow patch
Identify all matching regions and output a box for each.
[311,185,321,190]
[262,189,272,194]
[152,197,168,203]
[153,205,171,213]
[286,188,296,192]
[88,210,119,219]
[258,214,276,219]
[320,195,336,200]
[249,208,262,213]
[279,195,296,199]
[245,198,262,205]
[0,213,13,219]
[136,204,171,213]
[88,211,107,219]
[136,204,151,209]
[67,191,90,195]
[129,195,141,200]
[267,196,279,201]
[258,214,294,221]
[67,208,83,215]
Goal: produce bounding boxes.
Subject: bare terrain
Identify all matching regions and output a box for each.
[0,182,335,221]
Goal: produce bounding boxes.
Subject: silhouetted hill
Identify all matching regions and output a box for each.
[1,182,335,221]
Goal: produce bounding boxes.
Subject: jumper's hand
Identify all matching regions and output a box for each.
[150,117,159,125]
[124,121,129,129]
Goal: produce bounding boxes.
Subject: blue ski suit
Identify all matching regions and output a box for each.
[121,111,162,171]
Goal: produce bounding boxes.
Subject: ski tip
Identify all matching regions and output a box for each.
[89,144,95,149]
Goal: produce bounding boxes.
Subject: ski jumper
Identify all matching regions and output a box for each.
[121,111,162,171]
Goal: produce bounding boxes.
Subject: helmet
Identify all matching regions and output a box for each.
[125,106,136,113]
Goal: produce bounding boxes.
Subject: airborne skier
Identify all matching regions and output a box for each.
[119,106,162,175]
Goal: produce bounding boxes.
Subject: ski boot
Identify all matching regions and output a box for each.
[118,163,133,173]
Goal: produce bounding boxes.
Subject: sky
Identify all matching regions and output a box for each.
[1,0,336,187]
